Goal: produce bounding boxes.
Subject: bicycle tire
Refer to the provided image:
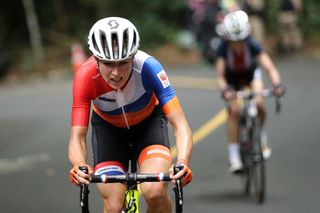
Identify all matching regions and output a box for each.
[251,118,266,204]
[239,120,251,196]
[243,164,251,196]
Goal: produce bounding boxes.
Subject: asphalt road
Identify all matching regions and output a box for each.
[0,56,319,213]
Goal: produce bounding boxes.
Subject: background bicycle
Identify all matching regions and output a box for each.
[236,88,282,204]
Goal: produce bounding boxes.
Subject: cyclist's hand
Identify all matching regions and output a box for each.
[69,163,93,186]
[273,83,286,97]
[221,86,236,101]
[171,159,193,187]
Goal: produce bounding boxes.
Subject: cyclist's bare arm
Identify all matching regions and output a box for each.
[69,126,88,165]
[68,126,92,184]
[165,106,192,180]
[257,52,282,86]
[215,57,228,90]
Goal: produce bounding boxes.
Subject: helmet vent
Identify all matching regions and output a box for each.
[100,31,110,59]
[130,32,137,54]
[91,34,99,54]
[122,29,128,58]
[111,33,119,59]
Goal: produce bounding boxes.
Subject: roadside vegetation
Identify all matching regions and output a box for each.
[0,0,319,82]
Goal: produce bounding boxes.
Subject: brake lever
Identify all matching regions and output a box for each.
[173,165,183,213]
[79,166,90,213]
[275,96,282,114]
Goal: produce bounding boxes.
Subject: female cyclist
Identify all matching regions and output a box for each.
[68,17,193,213]
[215,10,286,173]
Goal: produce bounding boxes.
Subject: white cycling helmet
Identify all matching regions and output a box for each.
[88,17,140,61]
[217,10,251,41]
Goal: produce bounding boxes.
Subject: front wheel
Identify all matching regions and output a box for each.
[251,119,266,204]
[239,122,251,196]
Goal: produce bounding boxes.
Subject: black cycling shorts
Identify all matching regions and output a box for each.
[225,68,255,90]
[90,105,171,173]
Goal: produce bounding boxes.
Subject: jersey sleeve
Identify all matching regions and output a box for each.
[216,39,228,58]
[247,36,263,56]
[71,68,92,126]
[141,57,181,115]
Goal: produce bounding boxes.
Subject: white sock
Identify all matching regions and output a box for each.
[228,143,240,163]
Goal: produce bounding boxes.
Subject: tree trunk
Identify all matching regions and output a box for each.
[22,0,44,66]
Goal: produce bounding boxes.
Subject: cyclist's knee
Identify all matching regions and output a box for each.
[98,184,126,213]
[142,183,168,206]
[228,105,241,118]
[255,96,265,106]
[256,101,266,114]
[102,197,124,213]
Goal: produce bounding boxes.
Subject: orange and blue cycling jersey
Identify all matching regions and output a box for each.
[72,50,181,128]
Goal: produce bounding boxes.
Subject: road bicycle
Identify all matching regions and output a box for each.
[78,160,184,213]
[236,88,281,204]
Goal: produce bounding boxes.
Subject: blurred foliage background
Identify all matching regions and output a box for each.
[0,0,319,80]
[265,0,320,38]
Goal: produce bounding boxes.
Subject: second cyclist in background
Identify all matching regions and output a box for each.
[215,10,286,173]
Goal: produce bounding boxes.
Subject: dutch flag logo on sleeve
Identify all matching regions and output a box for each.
[157,70,170,88]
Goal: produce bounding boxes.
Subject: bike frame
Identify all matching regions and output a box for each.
[238,93,265,203]
[236,88,281,204]
[124,157,139,213]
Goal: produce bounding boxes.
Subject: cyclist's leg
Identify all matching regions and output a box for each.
[225,73,243,172]
[227,100,241,143]
[251,70,271,159]
[97,182,127,213]
[91,111,129,213]
[226,99,243,172]
[251,68,266,125]
[139,154,172,213]
[135,105,173,213]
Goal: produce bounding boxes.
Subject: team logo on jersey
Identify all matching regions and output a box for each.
[157,70,170,88]
[99,96,116,102]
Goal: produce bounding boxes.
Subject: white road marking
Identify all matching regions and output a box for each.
[0,152,51,175]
